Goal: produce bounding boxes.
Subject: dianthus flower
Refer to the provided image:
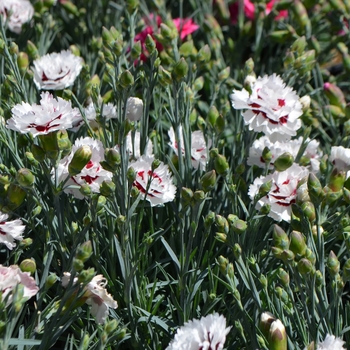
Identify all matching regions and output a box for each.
[166,313,231,350]
[0,212,25,250]
[330,146,350,172]
[0,0,34,34]
[0,264,39,306]
[168,126,211,171]
[7,92,80,137]
[248,163,309,222]
[230,74,303,141]
[62,272,118,324]
[56,137,113,199]
[129,156,176,206]
[33,50,83,90]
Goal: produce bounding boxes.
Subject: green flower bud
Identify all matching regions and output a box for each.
[158,65,172,86]
[80,184,92,197]
[201,170,216,192]
[233,243,242,260]
[258,180,273,198]
[31,144,45,162]
[208,106,219,127]
[61,0,79,16]
[73,258,85,272]
[305,248,316,264]
[204,211,215,228]
[57,130,72,156]
[215,215,229,234]
[76,241,92,263]
[45,273,57,289]
[39,133,59,160]
[273,225,289,250]
[277,268,290,287]
[172,58,188,82]
[329,169,346,192]
[315,270,324,287]
[280,249,295,264]
[301,201,316,222]
[327,250,340,277]
[197,45,211,63]
[19,259,36,274]
[7,184,26,209]
[131,40,142,60]
[105,148,121,167]
[244,58,255,75]
[218,67,230,81]
[16,168,35,187]
[68,145,92,176]
[215,114,225,133]
[292,0,311,32]
[126,0,139,13]
[119,70,134,88]
[289,230,306,257]
[260,203,271,215]
[262,146,272,164]
[268,319,287,350]
[231,219,247,234]
[270,30,292,43]
[19,238,32,248]
[343,258,350,282]
[96,195,106,212]
[297,258,314,275]
[105,319,118,334]
[78,268,95,284]
[308,173,325,204]
[324,82,346,110]
[145,34,156,55]
[17,52,29,74]
[179,40,194,58]
[215,232,227,242]
[218,255,228,275]
[193,190,205,202]
[291,36,307,55]
[274,152,294,171]
[181,187,193,203]
[100,180,116,197]
[214,154,229,175]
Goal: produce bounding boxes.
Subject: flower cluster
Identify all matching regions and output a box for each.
[62,272,118,324]
[166,313,231,350]
[0,264,39,307]
[231,74,318,222]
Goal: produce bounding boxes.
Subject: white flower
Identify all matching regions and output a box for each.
[307,334,346,350]
[330,146,350,172]
[248,163,309,222]
[33,50,83,90]
[114,131,153,160]
[0,212,25,250]
[62,272,118,324]
[0,265,39,306]
[56,137,113,199]
[168,126,211,171]
[166,313,231,350]
[0,0,34,34]
[125,97,143,121]
[230,74,303,141]
[129,156,176,206]
[7,92,80,137]
[248,136,321,172]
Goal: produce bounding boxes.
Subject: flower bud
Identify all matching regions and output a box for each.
[277,268,290,287]
[315,270,324,287]
[324,82,346,110]
[105,148,121,167]
[214,154,229,175]
[343,258,350,282]
[204,211,215,228]
[280,249,295,264]
[268,319,287,350]
[17,52,29,74]
[77,268,95,284]
[289,230,306,257]
[145,34,156,55]
[57,130,72,156]
[61,0,79,16]
[197,45,211,63]
[179,40,195,58]
[327,250,340,277]
[119,70,134,88]
[215,215,229,234]
[258,180,273,198]
[215,114,225,133]
[68,145,92,176]
[100,180,116,197]
[259,312,276,339]
[194,190,205,202]
[20,259,36,274]
[292,0,311,32]
[73,258,85,272]
[300,95,311,112]
[218,255,228,275]
[215,232,227,243]
[126,0,139,13]
[273,225,289,250]
[16,168,35,187]
[308,173,325,204]
[181,187,193,204]
[301,201,316,222]
[291,36,307,55]
[19,238,32,248]
[200,170,216,192]
[39,133,59,160]
[329,169,346,192]
[297,258,314,275]
[31,144,46,162]
[208,106,219,127]
[76,241,93,263]
[262,146,272,164]
[233,243,242,260]
[158,65,172,86]
[125,97,143,122]
[45,273,57,289]
[7,184,26,209]
[172,58,188,82]
[231,219,247,234]
[218,67,230,81]
[274,152,294,171]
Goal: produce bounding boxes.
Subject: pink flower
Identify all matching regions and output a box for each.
[135,15,199,61]
[0,265,39,306]
[229,0,287,23]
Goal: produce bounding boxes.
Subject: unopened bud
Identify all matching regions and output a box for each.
[259,312,276,339]
[172,58,188,81]
[208,106,219,127]
[197,45,211,63]
[231,219,247,234]
[308,173,325,204]
[19,259,36,274]
[200,170,216,192]
[273,225,289,250]
[68,145,92,176]
[327,250,340,277]
[76,241,92,263]
[204,211,215,228]
[301,201,316,222]
[16,168,35,187]
[274,152,294,171]
[297,258,314,275]
[277,268,290,286]
[268,319,287,350]
[214,154,229,175]
[215,215,229,234]
[145,34,156,54]
[7,184,26,208]
[100,180,116,197]
[324,82,346,110]
[119,70,134,88]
